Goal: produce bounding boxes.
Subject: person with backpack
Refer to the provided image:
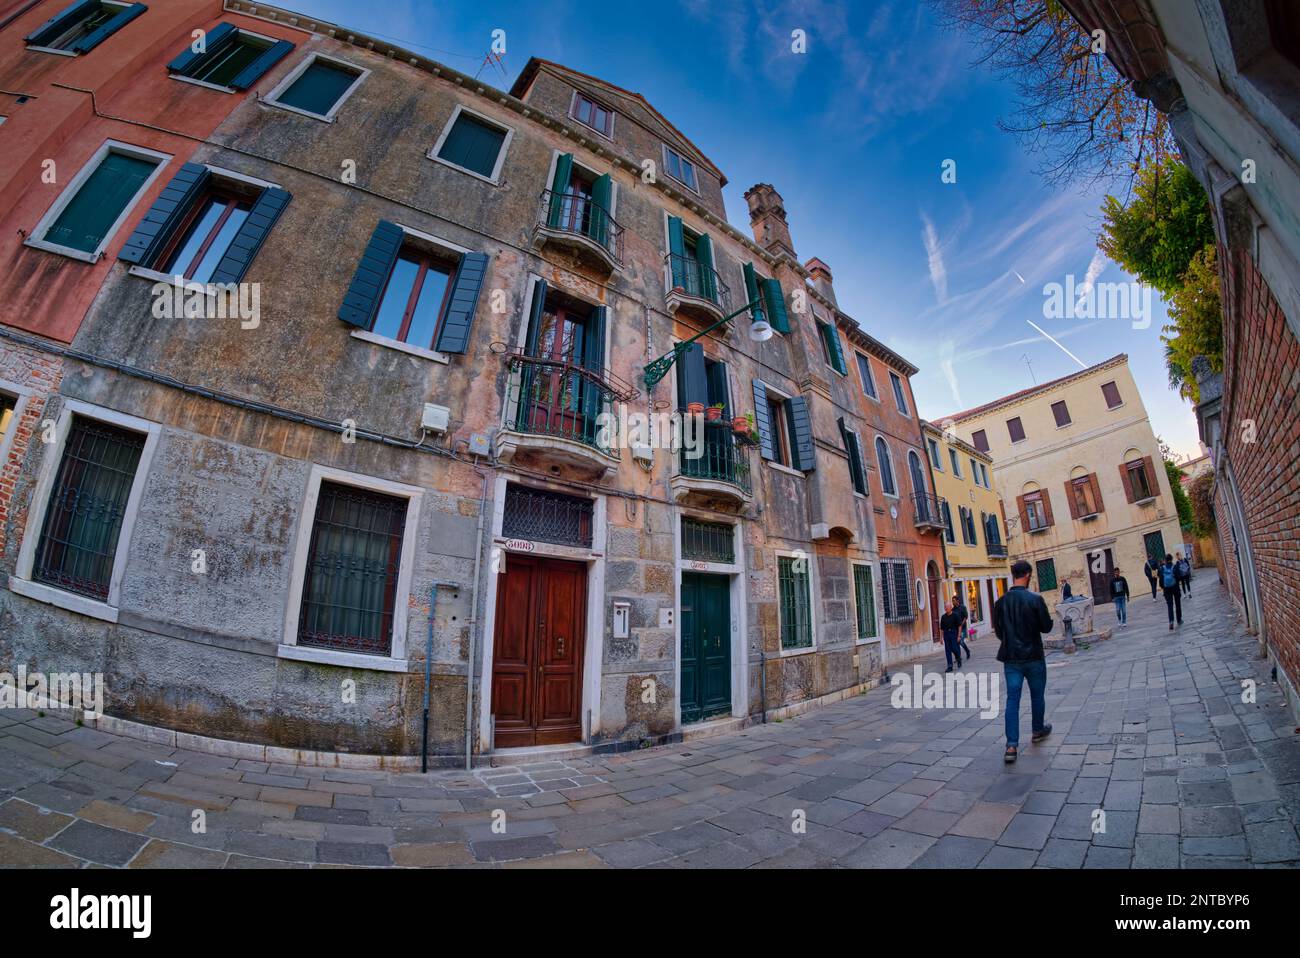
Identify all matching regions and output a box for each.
[1176,555,1192,596]
[1143,557,1159,600]
[1160,553,1183,629]
[1110,567,1131,625]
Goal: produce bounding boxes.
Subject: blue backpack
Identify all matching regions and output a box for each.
[1161,564,1176,588]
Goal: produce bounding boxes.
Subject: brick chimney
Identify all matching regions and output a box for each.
[744,183,796,259]
[805,257,836,306]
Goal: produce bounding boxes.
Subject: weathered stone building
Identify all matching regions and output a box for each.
[0,0,936,762]
[1062,0,1300,724]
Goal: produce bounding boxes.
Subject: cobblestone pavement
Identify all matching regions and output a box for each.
[2,580,1298,868]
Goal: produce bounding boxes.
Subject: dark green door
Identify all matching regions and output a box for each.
[681,572,731,723]
[1143,531,1166,563]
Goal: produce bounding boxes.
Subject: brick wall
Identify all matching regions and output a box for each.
[1219,244,1300,699]
[0,343,63,556]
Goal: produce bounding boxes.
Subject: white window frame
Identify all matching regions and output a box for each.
[263,52,370,123]
[346,221,471,365]
[851,560,881,645]
[10,399,161,624]
[0,379,33,483]
[775,548,817,656]
[874,435,899,499]
[661,143,700,195]
[26,0,129,56]
[568,89,615,140]
[280,464,421,672]
[167,27,282,93]
[429,103,514,185]
[26,139,172,263]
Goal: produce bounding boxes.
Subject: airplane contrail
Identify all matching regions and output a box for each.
[1026,320,1087,369]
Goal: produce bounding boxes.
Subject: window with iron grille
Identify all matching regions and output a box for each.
[880,558,913,622]
[32,416,146,601]
[853,565,877,640]
[1035,558,1058,591]
[681,517,735,564]
[777,555,812,650]
[297,482,408,656]
[501,483,593,548]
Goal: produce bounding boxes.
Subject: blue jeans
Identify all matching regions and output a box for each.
[943,632,962,668]
[1004,659,1047,746]
[1114,595,1127,623]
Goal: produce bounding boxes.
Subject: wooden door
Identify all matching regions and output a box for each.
[681,573,731,724]
[928,577,942,642]
[491,555,587,747]
[1088,548,1115,605]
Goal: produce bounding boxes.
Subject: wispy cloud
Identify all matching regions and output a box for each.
[921,211,947,305]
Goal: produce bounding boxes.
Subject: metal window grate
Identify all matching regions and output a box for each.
[33,416,145,601]
[682,517,735,563]
[501,484,593,549]
[1036,558,1058,592]
[778,555,812,650]
[298,481,408,656]
[854,565,877,640]
[881,559,914,623]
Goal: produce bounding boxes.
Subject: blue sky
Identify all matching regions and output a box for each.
[290,0,1203,459]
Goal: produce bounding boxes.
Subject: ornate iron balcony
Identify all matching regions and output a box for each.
[677,421,751,497]
[986,541,1008,559]
[665,253,731,313]
[912,492,947,532]
[536,190,624,269]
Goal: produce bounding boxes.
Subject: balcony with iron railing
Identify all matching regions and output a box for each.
[671,420,752,506]
[533,190,624,273]
[665,253,731,325]
[496,346,637,478]
[912,492,947,533]
[986,541,1008,559]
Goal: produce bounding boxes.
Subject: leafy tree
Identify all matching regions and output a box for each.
[935,0,1175,185]
[1165,458,1194,530]
[1163,246,1224,402]
[1099,158,1216,296]
[1188,472,1216,536]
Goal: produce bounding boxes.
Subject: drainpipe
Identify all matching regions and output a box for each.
[465,464,492,771]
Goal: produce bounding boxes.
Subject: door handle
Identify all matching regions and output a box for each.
[556,635,565,657]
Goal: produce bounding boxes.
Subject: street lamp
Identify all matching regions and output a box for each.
[643,298,767,389]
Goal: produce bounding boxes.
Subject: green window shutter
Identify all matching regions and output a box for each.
[743,262,766,326]
[515,279,548,421]
[838,418,865,494]
[589,172,612,247]
[166,21,236,74]
[433,251,489,354]
[667,216,687,289]
[547,153,573,228]
[25,0,97,44]
[68,2,146,53]
[227,38,293,91]
[45,151,157,254]
[438,112,506,177]
[581,305,608,428]
[705,359,730,411]
[824,322,847,374]
[854,565,876,639]
[117,161,210,266]
[695,233,717,302]
[762,278,790,333]
[751,380,775,461]
[786,395,815,471]
[338,220,404,328]
[676,341,708,410]
[207,186,290,285]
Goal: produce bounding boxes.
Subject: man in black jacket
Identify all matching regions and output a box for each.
[1143,557,1159,600]
[951,592,971,662]
[1110,567,1131,626]
[994,559,1054,763]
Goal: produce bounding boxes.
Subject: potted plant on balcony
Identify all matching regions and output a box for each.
[732,414,749,435]
[687,401,705,416]
[706,402,725,422]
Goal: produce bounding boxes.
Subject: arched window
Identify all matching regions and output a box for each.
[908,450,927,498]
[875,437,896,496]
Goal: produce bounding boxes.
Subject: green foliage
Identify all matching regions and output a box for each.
[1163,246,1225,403]
[1188,472,1216,536]
[1099,158,1216,296]
[1165,458,1194,530]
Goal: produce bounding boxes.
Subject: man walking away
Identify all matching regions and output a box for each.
[1160,553,1183,630]
[940,601,963,673]
[1110,567,1130,626]
[1143,557,1159,600]
[1177,554,1192,596]
[952,592,972,662]
[993,560,1054,763]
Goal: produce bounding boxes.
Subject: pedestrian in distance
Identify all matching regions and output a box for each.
[1061,579,1073,600]
[1143,556,1160,600]
[1110,567,1131,625]
[1160,553,1183,630]
[993,559,1054,764]
[1177,554,1192,597]
[952,592,972,662]
[940,601,964,673]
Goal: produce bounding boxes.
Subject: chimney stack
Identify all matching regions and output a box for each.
[805,257,836,306]
[744,183,796,260]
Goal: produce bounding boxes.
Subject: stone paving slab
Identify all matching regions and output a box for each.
[0,581,1296,869]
